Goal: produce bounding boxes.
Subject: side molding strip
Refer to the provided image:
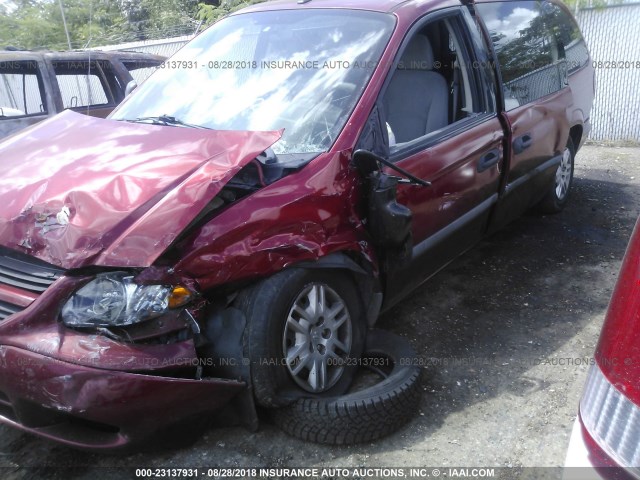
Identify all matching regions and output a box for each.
[504,154,562,195]
[412,193,498,259]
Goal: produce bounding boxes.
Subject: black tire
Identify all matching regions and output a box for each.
[272,329,422,445]
[537,138,575,214]
[237,268,366,408]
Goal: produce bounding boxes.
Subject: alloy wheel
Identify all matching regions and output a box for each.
[282,283,352,393]
[555,147,573,200]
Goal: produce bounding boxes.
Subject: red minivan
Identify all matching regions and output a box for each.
[0,0,594,450]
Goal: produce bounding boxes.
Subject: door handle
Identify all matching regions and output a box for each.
[477,148,500,173]
[513,133,533,154]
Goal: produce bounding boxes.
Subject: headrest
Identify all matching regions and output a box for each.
[398,35,435,71]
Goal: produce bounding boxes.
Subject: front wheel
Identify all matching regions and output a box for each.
[537,138,575,213]
[238,268,366,408]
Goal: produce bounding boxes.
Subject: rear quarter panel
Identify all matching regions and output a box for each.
[568,63,595,148]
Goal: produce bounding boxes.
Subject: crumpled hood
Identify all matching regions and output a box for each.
[0,110,281,269]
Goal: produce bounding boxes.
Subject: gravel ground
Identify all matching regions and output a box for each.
[1,145,639,479]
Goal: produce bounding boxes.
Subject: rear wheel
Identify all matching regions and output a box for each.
[238,268,366,408]
[537,138,575,213]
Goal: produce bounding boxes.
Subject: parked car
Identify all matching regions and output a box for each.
[0,49,165,139]
[564,217,640,479]
[0,0,593,450]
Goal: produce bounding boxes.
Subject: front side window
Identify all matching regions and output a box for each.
[0,61,47,118]
[53,60,112,109]
[380,14,490,151]
[112,10,395,156]
[477,1,567,109]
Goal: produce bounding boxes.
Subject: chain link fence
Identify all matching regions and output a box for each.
[94,35,192,60]
[575,3,640,143]
[505,61,567,108]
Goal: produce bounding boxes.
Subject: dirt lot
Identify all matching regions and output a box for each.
[1,145,639,479]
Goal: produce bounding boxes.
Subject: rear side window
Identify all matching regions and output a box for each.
[0,61,47,118]
[544,3,589,73]
[477,1,567,109]
[120,59,164,85]
[127,67,156,85]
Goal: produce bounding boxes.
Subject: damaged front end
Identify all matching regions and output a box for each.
[0,250,247,450]
[0,111,300,450]
[0,2,404,450]
[0,105,380,450]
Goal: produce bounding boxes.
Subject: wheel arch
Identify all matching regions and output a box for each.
[569,124,583,152]
[291,251,383,327]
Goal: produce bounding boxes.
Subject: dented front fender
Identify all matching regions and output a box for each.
[172,150,378,291]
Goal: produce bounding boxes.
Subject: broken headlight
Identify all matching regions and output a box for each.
[61,272,189,328]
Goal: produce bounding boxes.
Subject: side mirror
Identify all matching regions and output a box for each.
[368,173,413,251]
[125,80,138,97]
[352,149,431,187]
[352,151,413,258]
[352,149,381,177]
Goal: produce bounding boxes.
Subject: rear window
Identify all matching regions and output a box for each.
[0,61,47,118]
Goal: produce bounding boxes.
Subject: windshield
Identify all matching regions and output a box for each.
[111,10,395,155]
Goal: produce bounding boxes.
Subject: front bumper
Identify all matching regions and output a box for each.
[0,344,244,451]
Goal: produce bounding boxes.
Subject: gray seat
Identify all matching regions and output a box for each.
[383,35,449,144]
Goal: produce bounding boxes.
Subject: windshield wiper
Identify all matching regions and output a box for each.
[125,115,210,130]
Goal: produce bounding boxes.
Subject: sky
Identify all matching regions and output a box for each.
[0,0,15,14]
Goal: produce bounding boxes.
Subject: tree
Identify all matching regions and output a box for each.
[0,0,208,50]
[121,0,200,39]
[196,0,266,25]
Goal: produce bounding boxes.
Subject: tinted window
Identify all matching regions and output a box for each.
[0,61,47,118]
[544,3,589,73]
[477,1,566,109]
